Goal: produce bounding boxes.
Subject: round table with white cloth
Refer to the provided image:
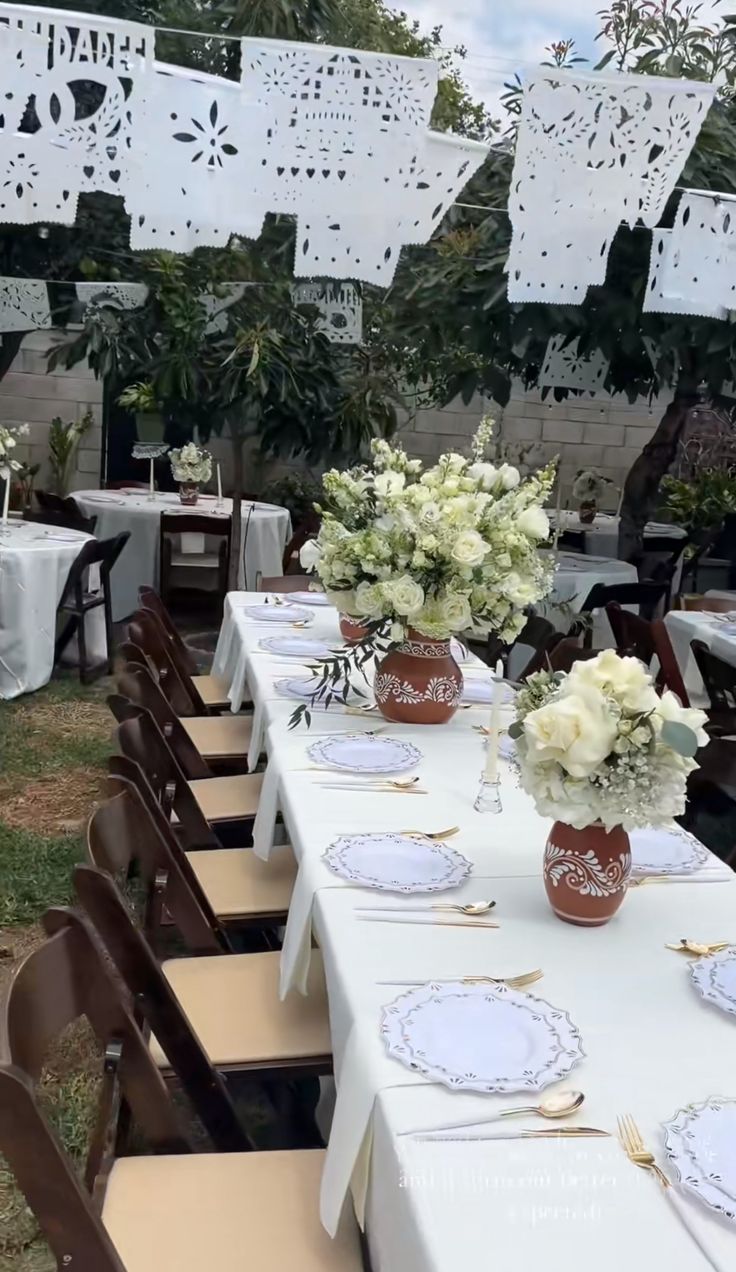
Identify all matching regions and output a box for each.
[549,510,686,558]
[0,521,107,699]
[664,603,736,707]
[71,489,291,620]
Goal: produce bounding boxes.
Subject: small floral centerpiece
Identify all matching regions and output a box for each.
[0,424,29,523]
[169,442,212,505]
[510,650,708,925]
[571,467,613,523]
[300,417,556,724]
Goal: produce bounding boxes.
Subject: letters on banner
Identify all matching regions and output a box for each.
[0,9,489,285]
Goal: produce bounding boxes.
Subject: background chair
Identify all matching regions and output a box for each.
[55,532,130,682]
[258,573,313,593]
[24,507,97,535]
[114,663,253,770]
[575,580,670,646]
[159,511,231,617]
[282,519,320,575]
[129,605,231,712]
[677,594,736,613]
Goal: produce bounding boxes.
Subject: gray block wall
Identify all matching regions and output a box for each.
[0,331,103,490]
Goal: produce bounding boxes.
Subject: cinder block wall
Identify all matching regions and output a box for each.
[398,386,668,498]
[0,331,103,491]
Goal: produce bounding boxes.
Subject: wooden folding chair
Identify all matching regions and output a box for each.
[258,574,313,593]
[74,856,332,1081]
[103,767,296,934]
[159,511,231,616]
[56,532,130,682]
[650,619,690,706]
[138,585,198,674]
[128,608,231,713]
[116,711,262,832]
[576,581,670,646]
[115,663,254,769]
[0,909,361,1272]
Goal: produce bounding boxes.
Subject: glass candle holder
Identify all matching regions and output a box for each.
[474,774,502,814]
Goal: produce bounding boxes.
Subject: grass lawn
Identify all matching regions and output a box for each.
[0,676,112,1271]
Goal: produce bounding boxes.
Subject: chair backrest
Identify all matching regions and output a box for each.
[107,753,219,850]
[548,637,601,672]
[113,664,212,779]
[651,619,690,706]
[605,603,656,665]
[34,489,67,514]
[517,630,565,680]
[126,609,201,715]
[258,573,312,593]
[97,531,131,580]
[691,639,736,710]
[579,581,669,621]
[114,711,216,846]
[0,909,187,1272]
[138,586,198,675]
[105,480,148,490]
[159,512,231,609]
[282,521,319,575]
[57,538,108,609]
[557,530,586,555]
[73,863,250,1153]
[89,786,223,953]
[116,639,153,672]
[23,508,98,534]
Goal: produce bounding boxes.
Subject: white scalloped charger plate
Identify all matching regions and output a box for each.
[664,1099,736,1221]
[689,948,736,1017]
[322,832,472,893]
[259,635,334,659]
[306,733,422,774]
[461,678,517,705]
[629,826,709,875]
[287,591,331,606]
[274,676,353,705]
[243,604,312,623]
[381,982,584,1093]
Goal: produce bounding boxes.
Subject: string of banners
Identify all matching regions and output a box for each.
[0,4,488,286]
[0,276,363,342]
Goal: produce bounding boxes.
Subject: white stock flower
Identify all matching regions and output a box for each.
[387,575,424,617]
[299,539,321,572]
[451,529,487,568]
[517,506,550,540]
[374,471,405,498]
[523,689,618,779]
[467,461,498,491]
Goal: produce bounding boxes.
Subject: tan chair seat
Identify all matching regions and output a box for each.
[187,773,263,822]
[181,714,253,760]
[103,1149,361,1272]
[150,949,330,1068]
[191,672,231,707]
[170,552,221,568]
[185,844,296,917]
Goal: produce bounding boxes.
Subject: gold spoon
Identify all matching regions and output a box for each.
[431,900,496,916]
[399,826,460,840]
[398,1090,585,1137]
[665,939,731,955]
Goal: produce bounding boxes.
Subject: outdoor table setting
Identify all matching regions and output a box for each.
[549,508,687,559]
[664,604,736,706]
[71,487,291,620]
[0,519,107,698]
[212,586,736,1271]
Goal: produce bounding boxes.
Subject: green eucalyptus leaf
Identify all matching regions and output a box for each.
[660,720,699,758]
[507,719,525,740]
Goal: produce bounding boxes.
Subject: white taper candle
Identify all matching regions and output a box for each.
[483,658,504,781]
[217,462,223,502]
[1,472,10,525]
[149,456,155,498]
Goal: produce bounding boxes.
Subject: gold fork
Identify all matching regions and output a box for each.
[376,969,542,990]
[617,1114,670,1187]
[399,826,460,840]
[665,939,731,955]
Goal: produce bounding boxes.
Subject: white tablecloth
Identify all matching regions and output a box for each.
[0,521,107,698]
[72,489,291,620]
[550,511,686,558]
[664,608,736,706]
[213,594,736,1272]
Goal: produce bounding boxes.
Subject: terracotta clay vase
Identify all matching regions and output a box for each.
[339,614,371,643]
[178,482,199,506]
[374,629,462,725]
[578,500,596,524]
[543,821,631,926]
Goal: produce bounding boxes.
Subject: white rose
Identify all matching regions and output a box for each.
[523,689,618,778]
[517,506,550,540]
[299,539,321,572]
[355,581,385,617]
[374,471,405,498]
[654,690,709,749]
[440,592,472,632]
[451,529,488,568]
[5,436,15,448]
[497,463,521,490]
[421,503,442,525]
[387,575,425,617]
[467,461,498,491]
[567,649,659,714]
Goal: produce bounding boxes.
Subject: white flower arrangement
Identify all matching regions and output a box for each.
[302,416,556,643]
[0,423,28,479]
[510,650,708,831]
[572,468,613,503]
[170,442,212,485]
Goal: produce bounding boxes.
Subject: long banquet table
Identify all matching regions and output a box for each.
[214,594,736,1272]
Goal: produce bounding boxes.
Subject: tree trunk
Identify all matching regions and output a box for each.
[228,428,243,592]
[617,393,695,562]
[0,331,26,381]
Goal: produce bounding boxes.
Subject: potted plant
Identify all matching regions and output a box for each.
[10,460,40,511]
[169,442,212,505]
[510,651,708,925]
[48,411,93,496]
[302,417,556,724]
[117,381,165,443]
[571,468,614,524]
